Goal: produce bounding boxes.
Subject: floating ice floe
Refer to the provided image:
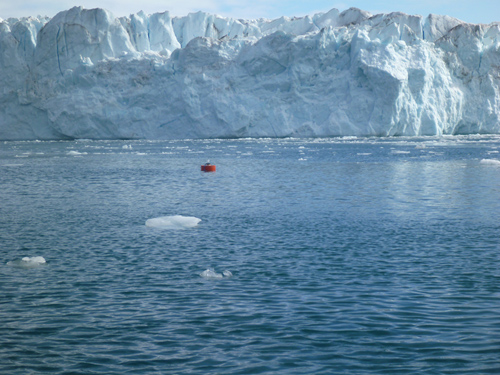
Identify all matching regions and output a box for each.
[480,159,500,166]
[200,269,233,279]
[7,256,46,269]
[145,215,201,229]
[67,150,87,156]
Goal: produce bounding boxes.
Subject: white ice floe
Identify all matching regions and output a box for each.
[200,268,233,279]
[480,159,500,166]
[145,215,201,229]
[7,256,46,269]
[200,269,223,279]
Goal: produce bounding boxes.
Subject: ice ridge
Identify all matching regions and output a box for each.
[1,6,500,140]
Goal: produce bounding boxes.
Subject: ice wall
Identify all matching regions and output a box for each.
[1,6,500,140]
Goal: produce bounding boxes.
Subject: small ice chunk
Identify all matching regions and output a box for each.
[67,150,87,156]
[481,159,500,166]
[22,256,46,264]
[146,215,201,229]
[222,270,233,277]
[7,256,46,269]
[200,269,223,279]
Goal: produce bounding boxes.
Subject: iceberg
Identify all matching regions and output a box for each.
[1,6,500,140]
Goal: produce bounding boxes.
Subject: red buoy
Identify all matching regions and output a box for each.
[201,162,216,172]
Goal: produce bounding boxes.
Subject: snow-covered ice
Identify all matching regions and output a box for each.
[2,6,500,140]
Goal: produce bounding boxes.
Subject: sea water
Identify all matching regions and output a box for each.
[1,136,499,374]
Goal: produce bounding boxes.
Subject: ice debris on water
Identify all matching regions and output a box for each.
[67,150,87,156]
[146,215,201,229]
[200,269,223,279]
[480,159,500,166]
[200,269,233,279]
[7,256,46,269]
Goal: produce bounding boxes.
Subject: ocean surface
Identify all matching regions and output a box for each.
[1,136,500,374]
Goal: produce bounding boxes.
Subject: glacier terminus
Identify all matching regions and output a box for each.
[1,6,500,140]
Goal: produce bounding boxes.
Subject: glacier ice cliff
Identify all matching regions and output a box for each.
[1,6,500,140]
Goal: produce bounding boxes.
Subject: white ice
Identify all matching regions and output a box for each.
[200,269,223,279]
[1,6,500,140]
[145,215,201,229]
[200,268,233,279]
[7,256,46,269]
[480,159,500,165]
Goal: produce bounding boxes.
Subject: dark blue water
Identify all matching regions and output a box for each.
[1,136,500,374]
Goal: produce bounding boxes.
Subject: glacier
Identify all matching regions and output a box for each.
[1,6,500,140]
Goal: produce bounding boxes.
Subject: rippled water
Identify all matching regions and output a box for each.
[1,136,500,374]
